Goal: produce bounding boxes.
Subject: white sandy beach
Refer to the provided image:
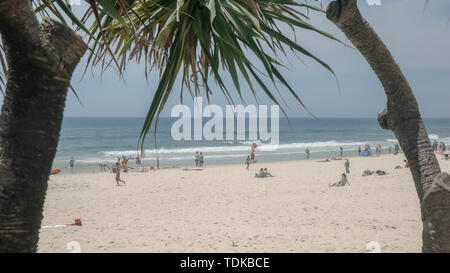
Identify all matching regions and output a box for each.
[37,154,450,253]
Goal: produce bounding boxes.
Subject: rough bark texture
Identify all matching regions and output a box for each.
[0,0,87,252]
[326,0,450,252]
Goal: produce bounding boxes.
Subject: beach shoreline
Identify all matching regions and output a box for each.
[54,150,403,175]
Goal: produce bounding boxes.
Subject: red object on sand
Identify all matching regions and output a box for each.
[437,151,445,155]
[74,218,82,226]
[50,168,61,175]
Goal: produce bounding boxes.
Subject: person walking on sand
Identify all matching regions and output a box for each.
[114,162,126,186]
[305,148,310,160]
[344,159,350,174]
[358,146,361,156]
[69,157,75,173]
[245,156,251,170]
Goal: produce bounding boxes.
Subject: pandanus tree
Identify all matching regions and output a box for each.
[0,0,87,252]
[0,0,338,252]
[326,0,450,252]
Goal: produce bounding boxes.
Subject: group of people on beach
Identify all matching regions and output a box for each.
[432,140,446,152]
[330,149,413,187]
[356,143,400,156]
[306,143,401,160]
[255,168,272,178]
[195,152,204,167]
[69,138,446,187]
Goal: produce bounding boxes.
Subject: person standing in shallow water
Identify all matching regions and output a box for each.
[199,152,204,167]
[358,146,361,156]
[339,146,343,157]
[195,152,199,167]
[305,148,310,160]
[69,157,75,173]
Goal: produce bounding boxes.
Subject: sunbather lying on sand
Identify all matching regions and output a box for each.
[318,158,331,162]
[362,169,374,176]
[329,173,350,187]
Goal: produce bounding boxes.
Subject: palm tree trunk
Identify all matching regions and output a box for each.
[0,0,87,252]
[326,0,450,252]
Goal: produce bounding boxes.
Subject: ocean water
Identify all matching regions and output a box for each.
[53,117,450,173]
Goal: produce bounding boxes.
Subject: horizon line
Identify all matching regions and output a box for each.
[63,116,450,119]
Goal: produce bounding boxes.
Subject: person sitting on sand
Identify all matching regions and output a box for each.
[114,162,126,186]
[257,168,265,176]
[329,173,350,187]
[263,168,272,177]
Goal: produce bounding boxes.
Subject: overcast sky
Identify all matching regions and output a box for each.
[5,0,450,118]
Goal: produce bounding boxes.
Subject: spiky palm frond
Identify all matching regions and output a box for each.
[3,0,341,150]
